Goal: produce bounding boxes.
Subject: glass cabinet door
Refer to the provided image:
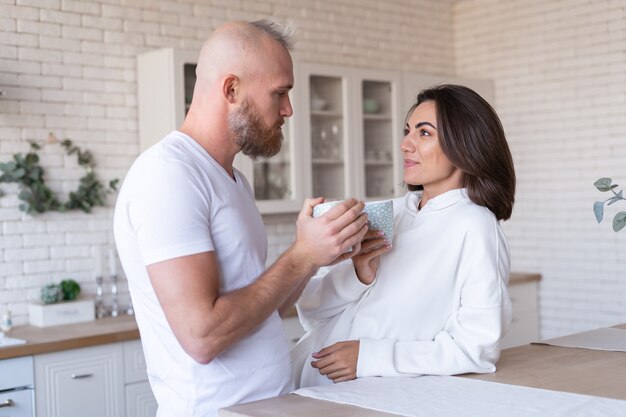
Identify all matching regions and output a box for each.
[251,120,292,202]
[309,74,348,200]
[361,80,396,199]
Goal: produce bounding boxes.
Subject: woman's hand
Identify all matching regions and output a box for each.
[352,229,392,285]
[311,340,360,383]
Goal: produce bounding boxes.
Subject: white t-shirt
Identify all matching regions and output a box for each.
[293,188,512,388]
[114,131,292,417]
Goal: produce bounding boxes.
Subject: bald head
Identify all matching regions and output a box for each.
[195,20,293,86]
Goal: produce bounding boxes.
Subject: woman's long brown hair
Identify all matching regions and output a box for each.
[406,84,516,221]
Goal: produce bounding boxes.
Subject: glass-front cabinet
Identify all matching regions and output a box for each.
[354,70,403,200]
[297,64,403,202]
[138,48,493,213]
[137,48,303,214]
[234,108,303,213]
[307,73,350,199]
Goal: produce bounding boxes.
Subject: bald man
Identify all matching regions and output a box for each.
[114,20,368,417]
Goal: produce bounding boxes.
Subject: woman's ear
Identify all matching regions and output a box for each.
[222,74,239,104]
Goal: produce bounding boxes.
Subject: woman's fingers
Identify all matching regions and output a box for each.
[332,374,356,383]
[326,369,351,380]
[357,237,388,254]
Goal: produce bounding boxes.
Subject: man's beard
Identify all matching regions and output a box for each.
[228,99,283,159]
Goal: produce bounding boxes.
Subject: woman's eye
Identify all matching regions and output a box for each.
[420,129,431,137]
[403,128,409,136]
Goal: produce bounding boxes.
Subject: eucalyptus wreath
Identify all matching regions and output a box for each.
[0,134,118,215]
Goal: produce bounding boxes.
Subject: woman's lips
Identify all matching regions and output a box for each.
[404,159,419,168]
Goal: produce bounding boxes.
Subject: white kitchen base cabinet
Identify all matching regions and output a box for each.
[0,389,35,417]
[34,341,156,417]
[501,279,540,349]
[125,382,158,417]
[34,343,125,417]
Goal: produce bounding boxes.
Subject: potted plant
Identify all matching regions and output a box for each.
[29,279,95,327]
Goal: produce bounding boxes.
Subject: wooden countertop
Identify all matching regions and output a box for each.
[0,315,139,360]
[509,271,541,285]
[221,323,626,416]
[461,323,626,400]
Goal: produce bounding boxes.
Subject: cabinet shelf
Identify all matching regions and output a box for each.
[311,110,343,118]
[363,114,392,121]
[365,160,393,166]
[255,158,290,165]
[312,158,344,165]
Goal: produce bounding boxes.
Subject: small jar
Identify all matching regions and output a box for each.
[1,310,13,332]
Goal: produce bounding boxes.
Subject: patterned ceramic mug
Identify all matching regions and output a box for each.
[312,199,394,243]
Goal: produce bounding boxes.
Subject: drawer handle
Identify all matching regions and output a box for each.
[0,399,14,408]
[71,373,93,379]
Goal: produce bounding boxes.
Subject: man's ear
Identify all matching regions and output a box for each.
[223,74,239,104]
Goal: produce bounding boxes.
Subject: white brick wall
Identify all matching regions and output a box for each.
[0,0,455,325]
[455,0,626,339]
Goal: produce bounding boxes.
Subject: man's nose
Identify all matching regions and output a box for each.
[281,95,293,118]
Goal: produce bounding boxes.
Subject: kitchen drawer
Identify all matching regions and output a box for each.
[0,389,34,417]
[123,340,148,384]
[34,343,124,417]
[0,356,33,391]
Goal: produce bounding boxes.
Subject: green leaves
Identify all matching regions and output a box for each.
[0,135,118,215]
[60,279,81,301]
[40,280,81,304]
[594,177,619,192]
[594,177,625,232]
[593,201,604,222]
[614,212,626,232]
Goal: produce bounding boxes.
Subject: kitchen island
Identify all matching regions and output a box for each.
[220,324,626,416]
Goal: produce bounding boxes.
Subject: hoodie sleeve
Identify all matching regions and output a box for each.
[296,262,373,332]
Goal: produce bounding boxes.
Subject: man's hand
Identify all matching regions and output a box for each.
[292,198,369,269]
[311,340,360,383]
[352,229,392,285]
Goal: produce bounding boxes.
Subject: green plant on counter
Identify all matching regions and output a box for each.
[60,279,81,301]
[40,283,63,305]
[593,177,626,232]
[40,279,81,304]
[0,133,119,215]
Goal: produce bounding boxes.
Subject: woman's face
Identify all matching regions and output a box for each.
[400,100,463,194]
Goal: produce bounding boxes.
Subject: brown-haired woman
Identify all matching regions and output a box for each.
[292,84,516,388]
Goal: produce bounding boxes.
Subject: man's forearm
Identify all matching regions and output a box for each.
[197,245,317,362]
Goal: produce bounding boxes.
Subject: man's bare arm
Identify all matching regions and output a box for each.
[147,198,368,364]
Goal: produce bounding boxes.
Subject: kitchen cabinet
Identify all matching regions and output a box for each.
[125,382,157,417]
[33,341,156,417]
[137,48,496,211]
[137,48,197,154]
[137,48,304,214]
[0,356,34,417]
[123,340,157,416]
[295,63,405,201]
[34,343,125,417]
[501,279,539,348]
